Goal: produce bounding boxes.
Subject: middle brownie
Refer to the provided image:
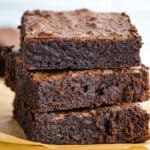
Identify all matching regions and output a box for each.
[5,51,149,112]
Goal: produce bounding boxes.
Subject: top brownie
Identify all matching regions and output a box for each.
[21,9,142,70]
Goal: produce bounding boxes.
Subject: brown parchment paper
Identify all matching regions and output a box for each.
[0,78,150,150]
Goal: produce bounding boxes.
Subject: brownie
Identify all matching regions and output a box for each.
[0,28,20,76]
[14,95,149,144]
[21,9,141,70]
[5,50,149,112]
[4,47,18,89]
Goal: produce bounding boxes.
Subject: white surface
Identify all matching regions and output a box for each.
[0,0,149,66]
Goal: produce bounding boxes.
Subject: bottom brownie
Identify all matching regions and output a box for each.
[14,95,149,144]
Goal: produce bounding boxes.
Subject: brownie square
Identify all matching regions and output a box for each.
[4,47,19,89]
[14,95,149,144]
[21,9,142,70]
[5,50,149,112]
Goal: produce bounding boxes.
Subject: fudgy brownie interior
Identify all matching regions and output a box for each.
[14,96,150,144]
[5,50,149,112]
[21,9,142,70]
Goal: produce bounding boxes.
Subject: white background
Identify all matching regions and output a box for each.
[0,0,149,67]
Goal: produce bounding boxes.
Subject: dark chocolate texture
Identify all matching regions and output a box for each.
[14,96,150,144]
[21,9,142,70]
[5,51,149,112]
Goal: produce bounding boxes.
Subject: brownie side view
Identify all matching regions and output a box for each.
[5,50,149,112]
[4,47,19,91]
[1,46,17,77]
[14,95,150,144]
[21,9,141,70]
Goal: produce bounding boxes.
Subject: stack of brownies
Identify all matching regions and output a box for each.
[5,9,150,144]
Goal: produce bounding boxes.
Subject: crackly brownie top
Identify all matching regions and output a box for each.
[32,65,148,82]
[21,9,140,40]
